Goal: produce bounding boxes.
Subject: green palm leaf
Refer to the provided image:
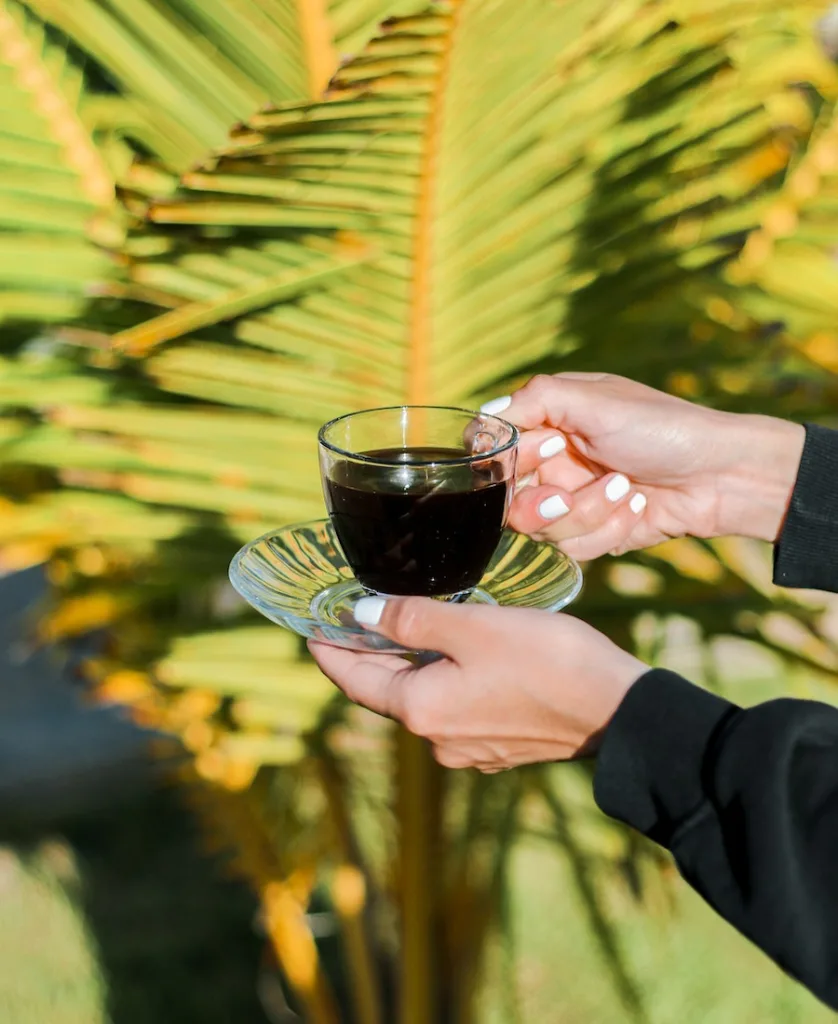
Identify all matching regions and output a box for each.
[729,101,838,344]
[3,0,414,337]
[8,0,835,755]
[20,0,423,167]
[111,0,837,419]
[3,23,832,961]
[0,0,114,327]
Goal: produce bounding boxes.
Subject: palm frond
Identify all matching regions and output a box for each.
[21,0,422,165]
[0,0,114,326]
[729,101,838,354]
[107,0,837,424]
[3,0,413,337]
[4,0,836,783]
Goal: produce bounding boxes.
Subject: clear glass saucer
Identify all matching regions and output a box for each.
[229,519,583,655]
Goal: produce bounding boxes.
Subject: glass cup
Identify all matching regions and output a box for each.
[318,406,519,599]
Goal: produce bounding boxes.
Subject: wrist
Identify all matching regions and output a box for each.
[578,651,649,758]
[715,413,805,542]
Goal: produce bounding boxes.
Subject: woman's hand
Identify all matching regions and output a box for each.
[481,372,805,560]
[309,596,646,771]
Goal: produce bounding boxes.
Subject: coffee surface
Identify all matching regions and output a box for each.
[324,446,509,596]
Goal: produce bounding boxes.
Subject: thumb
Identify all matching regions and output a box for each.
[353,595,481,659]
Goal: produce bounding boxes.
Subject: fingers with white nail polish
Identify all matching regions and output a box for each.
[508,484,575,532]
[539,434,567,459]
[354,596,386,626]
[482,393,650,556]
[508,471,637,545]
[630,493,647,514]
[513,429,583,486]
[557,490,649,560]
[538,494,570,520]
[605,473,630,502]
[480,396,512,416]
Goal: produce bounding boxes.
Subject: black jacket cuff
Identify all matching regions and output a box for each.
[593,669,739,847]
[774,423,838,592]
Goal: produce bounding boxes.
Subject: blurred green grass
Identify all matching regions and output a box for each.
[0,844,104,1024]
[481,841,836,1024]
[3,806,836,1024]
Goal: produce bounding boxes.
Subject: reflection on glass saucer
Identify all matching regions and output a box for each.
[229,519,583,655]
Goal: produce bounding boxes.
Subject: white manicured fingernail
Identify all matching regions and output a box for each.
[538,435,566,459]
[354,596,386,626]
[605,474,630,502]
[480,396,511,416]
[630,493,647,514]
[538,494,570,520]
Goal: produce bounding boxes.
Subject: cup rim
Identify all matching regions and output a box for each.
[318,404,519,467]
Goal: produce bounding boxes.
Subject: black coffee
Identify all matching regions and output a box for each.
[324,446,510,597]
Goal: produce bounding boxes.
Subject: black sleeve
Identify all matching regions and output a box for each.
[594,421,838,1008]
[774,422,838,592]
[595,671,838,1009]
